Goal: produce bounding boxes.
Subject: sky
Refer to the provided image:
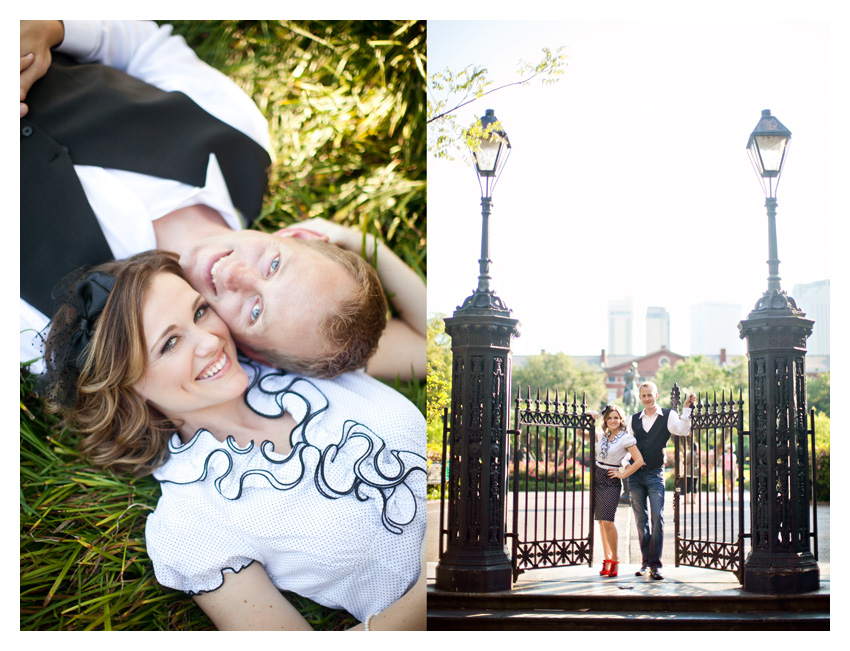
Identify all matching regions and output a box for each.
[427,18,840,359]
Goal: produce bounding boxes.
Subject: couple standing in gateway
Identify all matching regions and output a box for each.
[588,383,697,580]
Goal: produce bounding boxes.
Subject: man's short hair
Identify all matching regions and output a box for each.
[257,239,387,378]
[639,381,658,395]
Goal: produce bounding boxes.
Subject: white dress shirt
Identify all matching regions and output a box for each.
[627,405,693,439]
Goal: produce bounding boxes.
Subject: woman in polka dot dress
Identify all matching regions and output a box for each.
[39,251,425,630]
[587,405,644,577]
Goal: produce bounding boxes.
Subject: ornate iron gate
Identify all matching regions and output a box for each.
[507,389,596,582]
[673,388,748,579]
[438,381,820,588]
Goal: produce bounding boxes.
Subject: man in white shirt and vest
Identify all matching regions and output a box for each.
[627,382,696,580]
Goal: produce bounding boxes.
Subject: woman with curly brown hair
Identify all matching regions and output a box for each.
[39,250,425,631]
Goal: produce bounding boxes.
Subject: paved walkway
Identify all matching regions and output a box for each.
[427,495,830,593]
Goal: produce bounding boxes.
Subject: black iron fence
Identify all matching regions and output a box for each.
[672,388,820,581]
[673,390,748,578]
[506,388,596,581]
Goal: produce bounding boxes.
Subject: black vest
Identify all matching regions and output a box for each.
[20,53,271,316]
[631,408,672,470]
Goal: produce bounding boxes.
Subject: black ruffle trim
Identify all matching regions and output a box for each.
[184,559,257,597]
[159,359,424,535]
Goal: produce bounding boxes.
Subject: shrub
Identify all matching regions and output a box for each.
[508,461,589,491]
[814,412,830,502]
[814,448,829,503]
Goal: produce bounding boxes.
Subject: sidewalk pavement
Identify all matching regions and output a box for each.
[427,493,830,590]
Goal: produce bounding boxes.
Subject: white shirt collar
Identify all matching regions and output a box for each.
[639,406,661,419]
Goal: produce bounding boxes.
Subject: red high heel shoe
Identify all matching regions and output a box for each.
[599,559,611,576]
[607,561,619,577]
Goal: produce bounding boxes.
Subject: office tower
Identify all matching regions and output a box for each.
[793,280,830,355]
[608,298,633,356]
[646,306,670,352]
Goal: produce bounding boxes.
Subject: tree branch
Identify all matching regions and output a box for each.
[427,71,542,124]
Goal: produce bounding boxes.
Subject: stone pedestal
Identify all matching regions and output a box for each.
[739,291,819,594]
[435,304,520,593]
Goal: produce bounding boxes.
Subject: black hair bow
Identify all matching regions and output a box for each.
[68,270,116,369]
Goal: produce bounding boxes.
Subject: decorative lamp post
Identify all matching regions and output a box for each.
[436,109,521,592]
[463,108,512,311]
[746,109,793,298]
[739,109,819,593]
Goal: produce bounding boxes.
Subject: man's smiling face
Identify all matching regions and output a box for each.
[639,385,658,411]
[179,230,355,363]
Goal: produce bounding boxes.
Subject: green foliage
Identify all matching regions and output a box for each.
[808,372,830,416]
[814,412,830,502]
[508,427,592,493]
[814,411,830,451]
[511,352,607,409]
[388,375,426,417]
[815,448,830,503]
[428,65,491,161]
[21,374,169,630]
[427,47,567,162]
[426,314,451,448]
[508,463,589,492]
[654,355,748,409]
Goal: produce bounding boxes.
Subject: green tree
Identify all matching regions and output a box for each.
[654,355,748,408]
[511,352,606,409]
[426,314,452,449]
[807,371,830,416]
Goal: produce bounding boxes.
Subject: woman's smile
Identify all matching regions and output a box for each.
[197,349,231,380]
[133,272,249,422]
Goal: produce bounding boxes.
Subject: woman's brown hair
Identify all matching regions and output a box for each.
[601,404,628,435]
[42,251,187,476]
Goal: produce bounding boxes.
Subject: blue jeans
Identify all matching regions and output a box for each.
[627,467,665,570]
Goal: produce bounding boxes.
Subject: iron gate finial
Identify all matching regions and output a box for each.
[671,383,681,411]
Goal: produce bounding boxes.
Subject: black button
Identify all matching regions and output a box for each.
[22,125,33,137]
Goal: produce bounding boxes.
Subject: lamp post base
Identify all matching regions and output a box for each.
[743,552,820,594]
[435,549,513,593]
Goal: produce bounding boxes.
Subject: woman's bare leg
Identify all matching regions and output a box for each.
[600,521,618,562]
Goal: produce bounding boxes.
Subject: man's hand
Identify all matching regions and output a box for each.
[684,393,697,409]
[20,20,64,117]
[279,217,366,254]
